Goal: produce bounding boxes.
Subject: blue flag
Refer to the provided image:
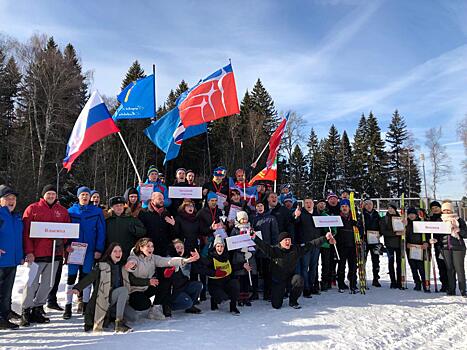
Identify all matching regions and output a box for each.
[113,74,155,120]
[144,107,207,164]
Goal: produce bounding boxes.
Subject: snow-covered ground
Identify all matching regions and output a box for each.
[2,257,467,350]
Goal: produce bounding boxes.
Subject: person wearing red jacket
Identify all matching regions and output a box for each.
[20,185,70,326]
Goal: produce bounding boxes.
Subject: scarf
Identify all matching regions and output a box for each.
[180,210,197,222]
[149,201,165,215]
[441,213,460,239]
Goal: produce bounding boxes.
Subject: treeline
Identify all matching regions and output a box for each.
[0,34,421,209]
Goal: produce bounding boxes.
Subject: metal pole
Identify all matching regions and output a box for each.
[420,153,428,207]
[50,240,56,287]
[153,64,158,168]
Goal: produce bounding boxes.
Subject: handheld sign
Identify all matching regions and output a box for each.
[168,186,202,199]
[413,221,451,234]
[30,222,80,239]
[30,222,79,287]
[312,216,344,228]
[226,234,255,251]
[139,184,154,201]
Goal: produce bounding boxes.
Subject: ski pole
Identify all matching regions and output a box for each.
[245,251,253,286]
[431,234,438,292]
[329,227,340,260]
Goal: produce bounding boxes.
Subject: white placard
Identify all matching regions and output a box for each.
[227,204,242,221]
[30,222,80,239]
[168,186,202,199]
[391,217,405,232]
[409,245,423,261]
[413,221,451,234]
[226,234,256,251]
[367,230,380,244]
[216,193,227,210]
[312,215,344,228]
[139,184,154,202]
[67,242,88,265]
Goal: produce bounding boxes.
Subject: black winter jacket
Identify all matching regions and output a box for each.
[254,235,326,282]
[294,209,323,244]
[380,212,401,249]
[174,212,201,252]
[337,213,357,248]
[138,208,174,256]
[269,204,294,237]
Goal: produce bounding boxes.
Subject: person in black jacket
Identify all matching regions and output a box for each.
[336,200,359,293]
[202,235,250,315]
[169,168,189,216]
[252,230,335,309]
[138,192,175,257]
[161,240,203,315]
[174,200,201,253]
[294,197,324,297]
[267,193,294,238]
[427,201,448,292]
[380,203,402,289]
[202,167,230,208]
[251,202,279,301]
[405,208,429,292]
[326,193,340,286]
[439,201,467,297]
[360,200,382,287]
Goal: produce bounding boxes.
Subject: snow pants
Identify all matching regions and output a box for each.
[0,267,16,320]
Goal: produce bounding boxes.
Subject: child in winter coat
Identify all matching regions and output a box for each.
[70,243,144,333]
[125,238,199,319]
[229,211,257,306]
[203,235,251,315]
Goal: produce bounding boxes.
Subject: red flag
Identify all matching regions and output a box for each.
[179,64,239,127]
[249,159,277,186]
[266,113,289,169]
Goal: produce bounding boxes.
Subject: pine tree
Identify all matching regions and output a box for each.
[351,114,368,194]
[306,128,324,198]
[0,52,21,183]
[322,125,341,193]
[289,145,308,198]
[338,131,353,193]
[365,112,388,197]
[250,79,278,135]
[386,110,408,196]
[121,60,146,89]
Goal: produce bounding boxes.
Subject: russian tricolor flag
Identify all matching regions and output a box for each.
[63,91,120,171]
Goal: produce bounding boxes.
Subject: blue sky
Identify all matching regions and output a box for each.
[1,0,466,198]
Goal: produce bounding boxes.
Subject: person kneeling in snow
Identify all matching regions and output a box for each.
[204,235,251,315]
[160,239,204,315]
[69,243,141,333]
[125,238,199,320]
[251,231,336,309]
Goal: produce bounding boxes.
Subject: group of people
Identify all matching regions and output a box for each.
[0,165,466,334]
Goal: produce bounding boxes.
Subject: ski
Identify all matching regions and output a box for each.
[350,192,366,294]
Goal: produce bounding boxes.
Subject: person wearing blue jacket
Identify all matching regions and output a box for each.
[137,166,171,209]
[63,186,105,320]
[0,185,23,330]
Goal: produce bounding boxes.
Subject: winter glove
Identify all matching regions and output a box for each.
[214,267,227,278]
[163,266,176,278]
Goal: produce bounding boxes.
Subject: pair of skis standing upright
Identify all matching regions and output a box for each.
[349,192,437,294]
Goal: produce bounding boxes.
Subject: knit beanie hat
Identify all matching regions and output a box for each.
[236,211,249,222]
[90,190,100,197]
[207,192,217,201]
[388,202,398,210]
[41,184,57,197]
[213,235,225,247]
[327,192,338,201]
[77,186,91,196]
[340,199,350,207]
[147,165,159,177]
[441,201,454,212]
[407,207,417,215]
[213,167,226,177]
[0,185,18,198]
[430,200,441,209]
[278,232,292,242]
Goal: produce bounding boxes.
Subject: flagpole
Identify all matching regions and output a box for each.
[251,142,269,168]
[206,130,212,176]
[118,132,142,183]
[241,141,246,201]
[153,63,158,167]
